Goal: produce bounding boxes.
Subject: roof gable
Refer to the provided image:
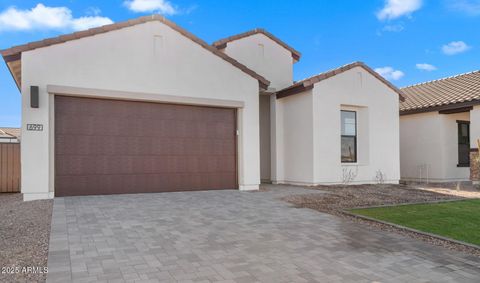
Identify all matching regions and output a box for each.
[1,15,270,90]
[212,28,301,62]
[400,70,480,115]
[276,62,405,100]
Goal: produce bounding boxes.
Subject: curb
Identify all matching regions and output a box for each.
[342,210,480,251]
[348,198,468,210]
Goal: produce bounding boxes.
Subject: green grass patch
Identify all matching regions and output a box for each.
[351,199,480,246]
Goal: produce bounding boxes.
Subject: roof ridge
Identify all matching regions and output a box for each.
[294,61,362,84]
[276,61,405,101]
[401,70,480,89]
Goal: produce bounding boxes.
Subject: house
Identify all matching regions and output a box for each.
[0,127,20,143]
[1,15,403,200]
[400,70,480,183]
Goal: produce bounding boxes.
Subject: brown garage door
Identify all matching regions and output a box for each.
[55,96,237,197]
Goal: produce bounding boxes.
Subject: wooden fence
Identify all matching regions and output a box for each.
[0,143,20,193]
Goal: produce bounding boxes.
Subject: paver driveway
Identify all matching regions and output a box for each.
[47,185,480,282]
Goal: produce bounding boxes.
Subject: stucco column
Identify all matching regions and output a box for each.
[270,95,284,183]
[21,86,53,200]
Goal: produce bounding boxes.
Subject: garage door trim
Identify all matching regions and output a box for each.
[47,84,245,109]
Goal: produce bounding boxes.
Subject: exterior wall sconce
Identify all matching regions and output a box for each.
[31,86,39,108]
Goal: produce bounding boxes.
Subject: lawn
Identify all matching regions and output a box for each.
[351,199,480,246]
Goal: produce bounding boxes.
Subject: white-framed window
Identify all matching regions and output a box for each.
[341,110,357,163]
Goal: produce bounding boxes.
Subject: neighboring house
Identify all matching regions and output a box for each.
[400,70,480,182]
[0,127,21,193]
[0,127,20,143]
[1,15,403,200]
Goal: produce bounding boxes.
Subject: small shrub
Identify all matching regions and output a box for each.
[375,170,386,185]
[342,166,358,185]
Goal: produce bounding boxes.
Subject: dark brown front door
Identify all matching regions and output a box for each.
[54,96,237,197]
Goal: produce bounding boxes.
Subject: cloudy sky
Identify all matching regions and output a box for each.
[1,0,479,126]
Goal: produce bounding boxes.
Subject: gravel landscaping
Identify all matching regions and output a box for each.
[282,183,480,257]
[0,193,52,283]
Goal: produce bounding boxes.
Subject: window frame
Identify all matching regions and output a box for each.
[456,120,470,167]
[341,110,357,163]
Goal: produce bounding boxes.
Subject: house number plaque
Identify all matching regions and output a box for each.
[26,124,43,131]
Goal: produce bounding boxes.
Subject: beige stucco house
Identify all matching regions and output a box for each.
[1,15,403,200]
[400,70,480,182]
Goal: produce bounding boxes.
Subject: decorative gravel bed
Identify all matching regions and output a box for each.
[0,193,53,283]
[283,184,480,257]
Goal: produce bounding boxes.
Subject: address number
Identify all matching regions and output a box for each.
[26,124,43,131]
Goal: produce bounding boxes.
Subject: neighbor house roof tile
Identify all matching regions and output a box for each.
[0,128,20,139]
[400,70,480,114]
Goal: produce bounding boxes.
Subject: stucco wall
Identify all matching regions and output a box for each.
[274,66,400,185]
[312,67,400,184]
[220,33,293,90]
[21,21,261,200]
[259,95,271,181]
[400,111,470,182]
[275,90,314,184]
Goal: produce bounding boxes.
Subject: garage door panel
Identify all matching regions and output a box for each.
[56,146,236,176]
[56,172,237,197]
[55,96,237,196]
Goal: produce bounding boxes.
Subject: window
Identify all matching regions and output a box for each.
[341,110,357,163]
[457,121,470,167]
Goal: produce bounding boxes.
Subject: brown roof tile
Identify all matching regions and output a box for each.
[212,28,301,62]
[276,62,405,100]
[400,70,480,114]
[1,15,270,89]
[0,127,20,139]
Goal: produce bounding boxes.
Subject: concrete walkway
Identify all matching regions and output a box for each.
[47,185,480,282]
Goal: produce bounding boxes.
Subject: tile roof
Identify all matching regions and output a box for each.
[212,28,301,62]
[0,127,20,139]
[0,15,270,90]
[400,70,480,114]
[276,62,405,100]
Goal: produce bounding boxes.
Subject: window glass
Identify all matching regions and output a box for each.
[341,110,357,163]
[341,111,356,135]
[341,136,356,162]
[457,121,470,166]
[461,124,468,137]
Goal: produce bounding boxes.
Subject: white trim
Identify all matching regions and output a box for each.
[23,192,54,201]
[49,94,55,193]
[46,86,251,196]
[239,184,259,191]
[47,85,245,109]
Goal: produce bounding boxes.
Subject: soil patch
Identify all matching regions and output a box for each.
[0,194,53,283]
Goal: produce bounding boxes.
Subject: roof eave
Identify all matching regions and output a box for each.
[400,99,480,116]
[2,54,21,91]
